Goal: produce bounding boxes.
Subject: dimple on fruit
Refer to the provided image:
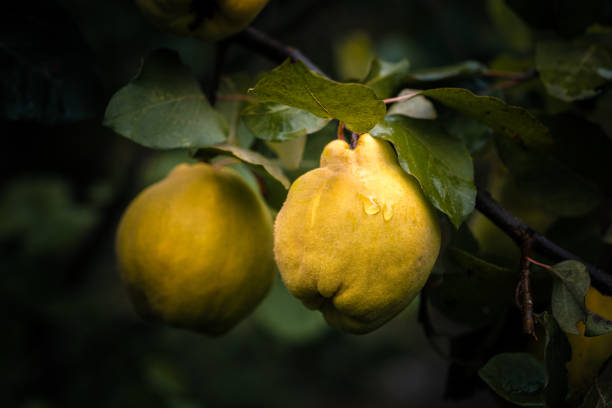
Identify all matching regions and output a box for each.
[273,134,441,334]
[135,0,269,41]
[116,162,275,335]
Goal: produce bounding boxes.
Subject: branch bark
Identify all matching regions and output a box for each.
[234,27,326,77]
[475,190,612,295]
[236,25,612,296]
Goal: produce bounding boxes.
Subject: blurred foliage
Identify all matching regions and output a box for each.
[2,0,612,407]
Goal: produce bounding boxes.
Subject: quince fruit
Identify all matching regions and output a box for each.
[116,162,274,335]
[273,134,441,334]
[135,0,269,41]
[566,286,612,394]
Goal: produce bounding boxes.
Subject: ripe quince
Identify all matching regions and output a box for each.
[273,134,441,334]
[566,286,612,394]
[116,162,275,335]
[135,0,269,41]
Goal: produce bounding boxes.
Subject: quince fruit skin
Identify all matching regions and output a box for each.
[116,162,275,335]
[135,0,269,41]
[274,134,441,334]
[566,287,612,394]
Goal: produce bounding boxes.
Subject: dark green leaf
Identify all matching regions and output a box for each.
[104,49,227,149]
[215,74,257,148]
[370,115,475,228]
[254,277,328,344]
[550,261,591,335]
[249,59,386,134]
[579,359,612,408]
[195,144,290,189]
[539,312,571,407]
[404,61,485,84]
[266,135,307,171]
[585,310,612,337]
[495,136,602,217]
[430,248,514,326]
[478,353,546,406]
[536,35,612,102]
[422,88,553,149]
[241,103,329,142]
[486,0,532,52]
[362,58,410,98]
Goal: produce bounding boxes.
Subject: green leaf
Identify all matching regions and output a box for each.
[585,309,612,337]
[370,115,475,228]
[241,103,329,142]
[479,353,546,407]
[249,59,386,134]
[536,35,612,102]
[550,260,590,335]
[266,134,307,171]
[104,49,227,149]
[404,61,485,84]
[195,145,290,189]
[486,0,532,52]
[215,73,257,148]
[539,312,571,407]
[254,277,328,344]
[387,89,437,119]
[579,359,612,408]
[422,88,553,149]
[495,136,602,217]
[430,248,514,326]
[362,58,410,98]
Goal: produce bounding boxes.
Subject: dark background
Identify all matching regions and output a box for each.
[2,0,609,407]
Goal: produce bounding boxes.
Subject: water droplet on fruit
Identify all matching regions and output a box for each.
[382,203,394,221]
[362,196,380,215]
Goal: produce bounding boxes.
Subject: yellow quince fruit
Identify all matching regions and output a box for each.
[116,162,275,335]
[135,0,269,41]
[566,286,612,394]
[273,134,441,334]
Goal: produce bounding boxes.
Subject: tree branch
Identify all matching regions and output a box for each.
[475,190,612,295]
[236,26,612,296]
[233,27,327,77]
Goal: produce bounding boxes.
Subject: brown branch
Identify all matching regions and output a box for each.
[233,27,327,78]
[518,238,536,338]
[481,69,537,81]
[235,26,612,297]
[476,190,612,296]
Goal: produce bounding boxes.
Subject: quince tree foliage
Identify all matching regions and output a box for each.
[101,1,612,406]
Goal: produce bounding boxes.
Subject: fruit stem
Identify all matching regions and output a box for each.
[337,121,345,141]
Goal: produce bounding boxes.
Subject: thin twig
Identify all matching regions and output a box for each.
[519,238,537,338]
[233,27,327,77]
[481,69,538,81]
[215,93,259,103]
[476,190,612,295]
[383,91,420,104]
